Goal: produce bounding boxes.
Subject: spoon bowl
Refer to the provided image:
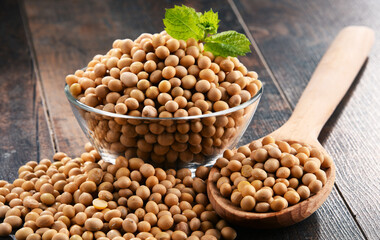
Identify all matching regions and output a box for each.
[207,139,335,228]
[207,26,374,228]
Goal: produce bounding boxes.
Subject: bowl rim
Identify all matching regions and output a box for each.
[64,84,263,121]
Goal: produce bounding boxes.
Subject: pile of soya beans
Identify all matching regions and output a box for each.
[212,136,332,213]
[0,143,237,240]
[65,31,262,164]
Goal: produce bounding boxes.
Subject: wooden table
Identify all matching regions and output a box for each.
[1,0,379,239]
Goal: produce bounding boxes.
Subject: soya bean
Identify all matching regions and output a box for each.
[139,164,155,178]
[304,159,321,173]
[4,215,23,228]
[254,202,270,213]
[120,72,138,87]
[162,66,176,79]
[297,186,311,199]
[308,180,323,193]
[156,46,170,59]
[166,39,180,52]
[127,196,143,210]
[26,234,41,240]
[93,198,108,210]
[0,223,12,237]
[40,193,55,205]
[221,227,237,240]
[199,69,215,82]
[15,227,34,240]
[240,196,255,211]
[284,191,300,205]
[252,149,268,163]
[122,218,137,233]
[315,169,327,185]
[219,183,232,198]
[23,197,39,209]
[252,168,267,181]
[270,197,287,212]
[0,206,10,218]
[52,233,69,240]
[198,56,212,69]
[142,106,158,118]
[156,215,174,231]
[264,158,280,173]
[195,80,211,93]
[213,101,229,112]
[84,218,103,231]
[36,215,54,228]
[254,188,272,202]
[273,182,287,196]
[165,101,179,113]
[220,59,234,72]
[302,173,317,186]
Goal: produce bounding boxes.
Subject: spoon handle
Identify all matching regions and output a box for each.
[279,26,374,142]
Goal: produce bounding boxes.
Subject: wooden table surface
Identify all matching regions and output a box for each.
[1,0,379,239]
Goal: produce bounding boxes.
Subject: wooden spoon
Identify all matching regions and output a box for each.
[207,26,375,228]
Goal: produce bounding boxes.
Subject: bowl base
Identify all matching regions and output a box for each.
[98,148,220,175]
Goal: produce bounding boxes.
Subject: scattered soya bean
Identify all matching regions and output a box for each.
[66,32,262,164]
[0,143,236,239]
[0,223,12,237]
[213,137,331,213]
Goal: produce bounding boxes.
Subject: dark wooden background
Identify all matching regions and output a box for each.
[1,0,379,239]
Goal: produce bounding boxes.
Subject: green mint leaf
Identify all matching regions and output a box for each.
[199,9,219,36]
[163,5,203,40]
[163,6,251,57]
[204,30,251,57]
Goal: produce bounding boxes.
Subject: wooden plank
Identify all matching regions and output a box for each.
[0,0,54,183]
[234,0,380,238]
[22,0,364,239]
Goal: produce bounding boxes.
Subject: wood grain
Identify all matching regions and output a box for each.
[234,0,380,238]
[20,0,366,239]
[0,0,54,183]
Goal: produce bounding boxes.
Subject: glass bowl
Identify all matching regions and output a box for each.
[65,84,263,169]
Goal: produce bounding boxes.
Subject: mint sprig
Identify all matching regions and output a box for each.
[163,5,251,57]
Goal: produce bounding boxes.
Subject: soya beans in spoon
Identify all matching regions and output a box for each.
[212,136,331,213]
[0,143,236,239]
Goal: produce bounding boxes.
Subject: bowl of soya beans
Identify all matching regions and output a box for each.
[65,31,263,169]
